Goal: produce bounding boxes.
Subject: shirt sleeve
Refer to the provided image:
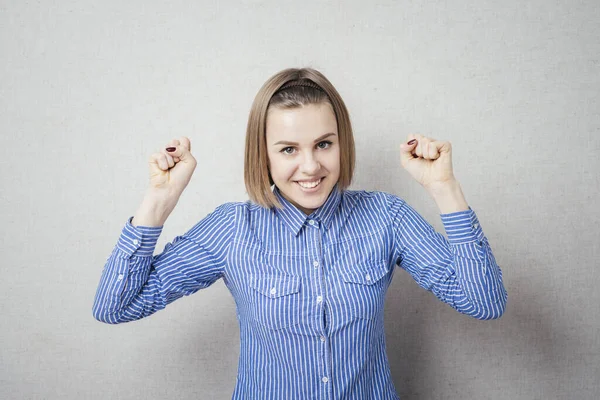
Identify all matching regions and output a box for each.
[387,194,507,320]
[92,203,236,324]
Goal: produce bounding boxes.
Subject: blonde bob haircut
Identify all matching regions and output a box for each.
[244,67,355,209]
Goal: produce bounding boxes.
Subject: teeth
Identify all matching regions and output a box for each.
[297,178,322,189]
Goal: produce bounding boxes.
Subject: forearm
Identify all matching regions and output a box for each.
[434,204,507,319]
[427,179,469,214]
[132,189,178,227]
[440,245,508,320]
[92,220,164,324]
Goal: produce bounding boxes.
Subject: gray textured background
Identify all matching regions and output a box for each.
[1,0,599,399]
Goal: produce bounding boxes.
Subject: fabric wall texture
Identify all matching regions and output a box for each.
[1,0,598,399]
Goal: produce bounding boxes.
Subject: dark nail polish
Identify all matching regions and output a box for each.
[407,139,416,145]
[166,147,176,152]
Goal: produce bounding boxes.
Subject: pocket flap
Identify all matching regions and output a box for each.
[341,261,389,285]
[249,274,301,298]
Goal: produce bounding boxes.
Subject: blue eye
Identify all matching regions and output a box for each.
[317,140,332,149]
[280,141,332,155]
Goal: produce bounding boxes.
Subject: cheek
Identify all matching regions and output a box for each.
[326,150,341,172]
[269,158,296,180]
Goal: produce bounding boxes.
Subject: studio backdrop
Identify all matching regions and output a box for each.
[1,0,599,399]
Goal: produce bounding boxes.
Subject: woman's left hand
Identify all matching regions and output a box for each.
[399,134,457,191]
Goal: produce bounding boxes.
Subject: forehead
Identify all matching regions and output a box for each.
[266,103,338,142]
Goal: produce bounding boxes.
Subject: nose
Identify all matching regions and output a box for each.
[299,152,321,175]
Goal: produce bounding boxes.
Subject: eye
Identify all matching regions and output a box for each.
[317,140,333,149]
[280,147,295,155]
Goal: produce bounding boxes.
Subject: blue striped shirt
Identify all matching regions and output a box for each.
[93,185,507,399]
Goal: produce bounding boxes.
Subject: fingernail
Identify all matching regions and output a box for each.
[166,147,176,152]
[407,139,416,145]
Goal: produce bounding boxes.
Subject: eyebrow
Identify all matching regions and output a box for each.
[273,132,337,146]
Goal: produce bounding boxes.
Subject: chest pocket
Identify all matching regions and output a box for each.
[248,274,302,330]
[340,261,389,320]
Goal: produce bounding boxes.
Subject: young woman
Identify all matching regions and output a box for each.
[93,67,507,399]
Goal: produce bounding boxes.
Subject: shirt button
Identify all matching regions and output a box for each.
[473,223,479,229]
[313,261,319,268]
[308,220,315,226]
[320,336,326,342]
[317,296,323,303]
[365,274,371,281]
[132,239,139,245]
[270,288,277,295]
[117,274,124,281]
[322,377,329,383]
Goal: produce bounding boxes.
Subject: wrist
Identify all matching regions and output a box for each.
[427,180,470,214]
[426,179,460,196]
[132,191,178,227]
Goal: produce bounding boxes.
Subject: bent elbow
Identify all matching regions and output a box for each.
[480,307,505,320]
[93,310,113,324]
[92,306,122,325]
[477,292,508,320]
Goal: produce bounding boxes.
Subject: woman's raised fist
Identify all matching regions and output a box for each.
[147,136,197,198]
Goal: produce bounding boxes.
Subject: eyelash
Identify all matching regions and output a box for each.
[281,141,333,155]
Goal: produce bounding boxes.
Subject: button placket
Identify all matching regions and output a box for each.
[310,220,331,391]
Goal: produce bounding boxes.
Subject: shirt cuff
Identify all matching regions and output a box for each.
[115,216,164,257]
[440,206,485,246]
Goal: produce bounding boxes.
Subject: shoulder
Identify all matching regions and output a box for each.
[183,200,261,240]
[342,189,407,211]
[208,200,265,220]
[340,189,415,229]
[212,200,258,214]
[209,199,275,225]
[334,189,408,232]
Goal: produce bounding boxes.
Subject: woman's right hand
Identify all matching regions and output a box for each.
[147,136,197,199]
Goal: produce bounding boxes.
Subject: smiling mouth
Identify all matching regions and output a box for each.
[295,178,323,189]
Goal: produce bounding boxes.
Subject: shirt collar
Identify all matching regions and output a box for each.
[273,184,343,236]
